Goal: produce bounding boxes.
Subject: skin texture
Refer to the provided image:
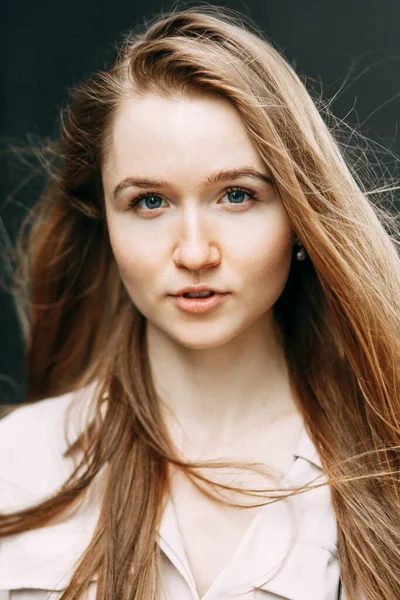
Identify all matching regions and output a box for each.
[103,94,295,352]
[102,93,305,597]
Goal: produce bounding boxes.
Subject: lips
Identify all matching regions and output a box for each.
[172,291,228,313]
[174,286,223,297]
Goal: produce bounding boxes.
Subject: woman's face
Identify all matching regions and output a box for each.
[102,92,295,350]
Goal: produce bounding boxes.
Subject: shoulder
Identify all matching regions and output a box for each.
[0,383,102,593]
[0,382,98,508]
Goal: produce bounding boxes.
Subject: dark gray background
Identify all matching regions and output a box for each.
[1,0,400,404]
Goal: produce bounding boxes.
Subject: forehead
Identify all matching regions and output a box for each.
[102,93,266,185]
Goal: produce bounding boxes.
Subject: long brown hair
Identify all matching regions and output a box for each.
[2,5,400,599]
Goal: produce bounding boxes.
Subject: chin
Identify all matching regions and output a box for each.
[174,337,229,351]
[166,324,244,351]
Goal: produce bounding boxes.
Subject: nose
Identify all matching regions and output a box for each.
[172,205,221,271]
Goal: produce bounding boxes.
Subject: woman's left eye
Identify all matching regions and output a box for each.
[221,187,258,205]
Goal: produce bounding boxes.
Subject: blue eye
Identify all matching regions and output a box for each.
[222,186,258,205]
[128,194,166,210]
[225,189,251,204]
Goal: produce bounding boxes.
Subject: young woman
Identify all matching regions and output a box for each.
[0,5,399,600]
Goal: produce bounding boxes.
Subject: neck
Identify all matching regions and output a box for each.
[146,314,300,455]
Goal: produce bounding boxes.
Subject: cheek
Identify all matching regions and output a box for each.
[107,221,163,293]
[230,216,294,284]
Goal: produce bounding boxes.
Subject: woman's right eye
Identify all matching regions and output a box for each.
[128,194,167,211]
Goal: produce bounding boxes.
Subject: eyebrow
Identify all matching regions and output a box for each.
[112,167,273,200]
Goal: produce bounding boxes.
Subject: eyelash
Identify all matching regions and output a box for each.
[127,186,261,211]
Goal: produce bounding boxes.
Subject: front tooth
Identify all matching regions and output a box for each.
[186,291,213,298]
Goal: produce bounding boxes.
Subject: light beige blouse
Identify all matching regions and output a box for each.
[0,385,345,600]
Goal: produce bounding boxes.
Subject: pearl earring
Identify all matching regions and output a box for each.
[296,245,306,261]
[294,238,307,261]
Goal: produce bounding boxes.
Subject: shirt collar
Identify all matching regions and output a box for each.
[293,426,323,470]
[157,424,326,597]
